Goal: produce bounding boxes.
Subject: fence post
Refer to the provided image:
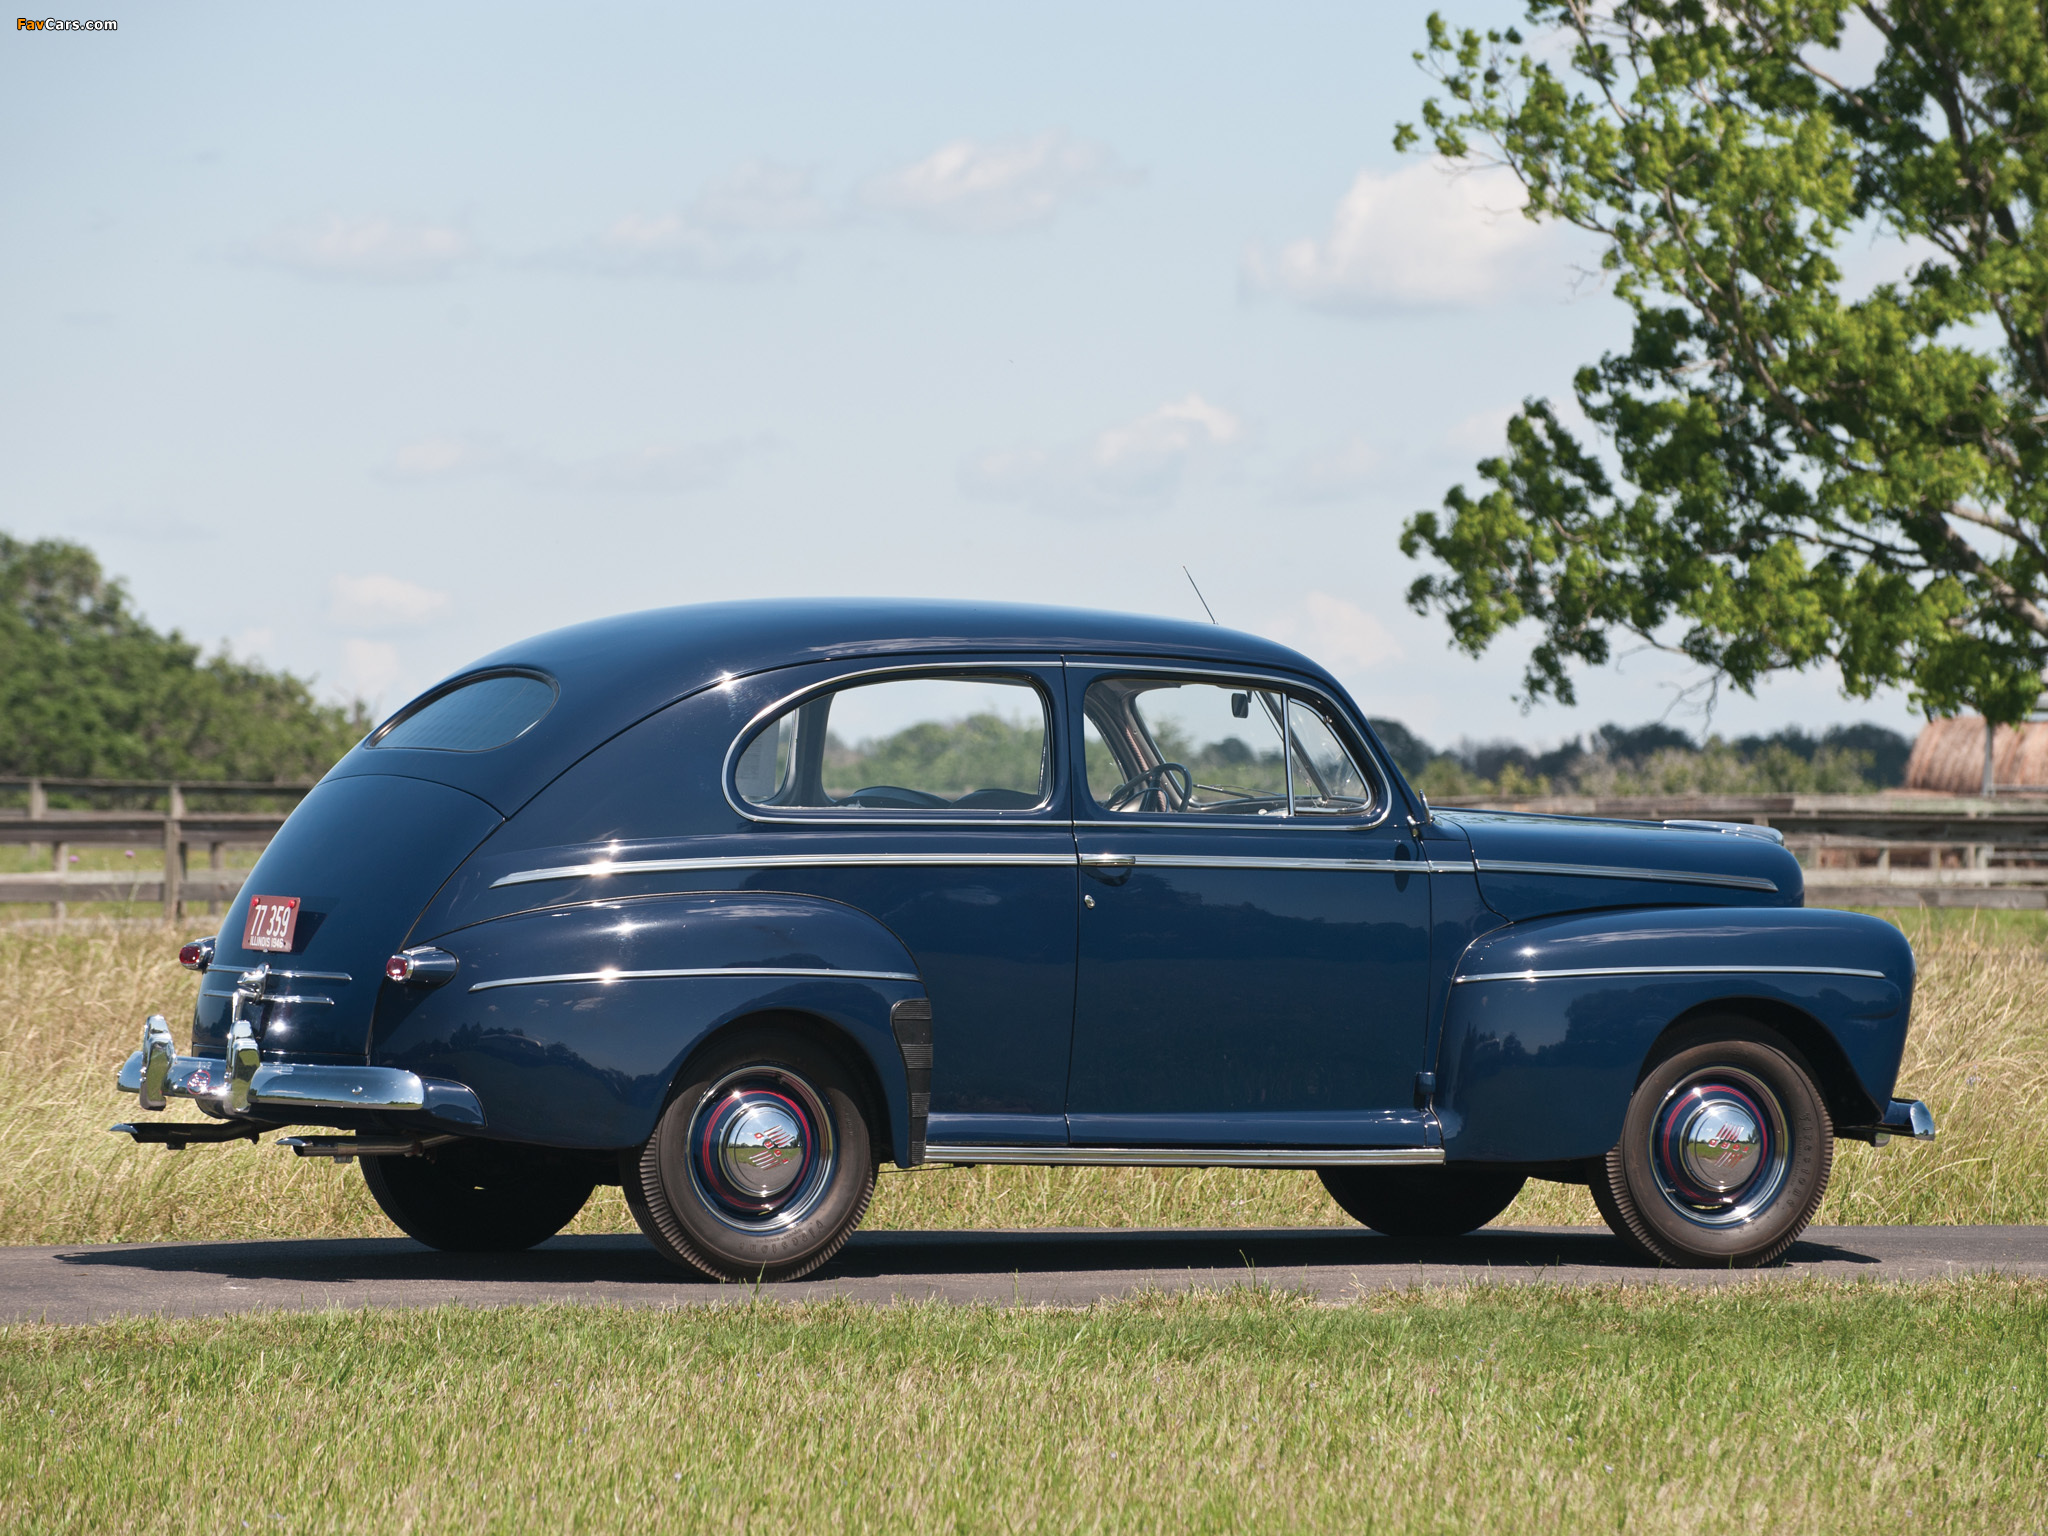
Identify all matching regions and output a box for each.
[27,780,45,820]
[50,839,66,921]
[162,785,183,922]
[209,840,223,917]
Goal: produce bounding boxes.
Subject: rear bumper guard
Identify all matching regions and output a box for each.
[116,1013,484,1126]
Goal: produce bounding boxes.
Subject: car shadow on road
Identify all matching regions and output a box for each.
[52,1225,1880,1286]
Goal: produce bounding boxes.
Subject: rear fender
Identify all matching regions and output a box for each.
[370,892,926,1162]
[1435,907,1915,1164]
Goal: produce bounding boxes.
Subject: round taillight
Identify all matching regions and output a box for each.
[178,937,216,973]
[385,946,457,987]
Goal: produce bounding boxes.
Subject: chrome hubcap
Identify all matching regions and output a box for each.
[688,1068,835,1232]
[1648,1070,1790,1228]
[1676,1096,1762,1192]
[715,1098,807,1200]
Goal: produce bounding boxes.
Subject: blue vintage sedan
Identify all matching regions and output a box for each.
[116,600,1933,1275]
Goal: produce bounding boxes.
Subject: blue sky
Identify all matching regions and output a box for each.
[2,1,1925,750]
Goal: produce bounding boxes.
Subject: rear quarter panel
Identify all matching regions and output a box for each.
[371,892,926,1159]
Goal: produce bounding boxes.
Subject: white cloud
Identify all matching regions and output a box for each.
[382,433,749,495]
[1263,591,1403,675]
[1280,434,1381,503]
[1089,395,1241,498]
[338,638,402,702]
[690,160,832,232]
[1244,159,1556,311]
[556,159,827,279]
[328,573,452,631]
[961,394,1241,512]
[586,213,789,279]
[1443,406,1517,453]
[256,216,475,282]
[864,131,1134,233]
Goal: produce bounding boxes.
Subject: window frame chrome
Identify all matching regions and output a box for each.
[722,659,1068,827]
[1067,660,1397,833]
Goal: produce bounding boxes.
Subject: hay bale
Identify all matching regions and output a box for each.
[1905,716,2048,793]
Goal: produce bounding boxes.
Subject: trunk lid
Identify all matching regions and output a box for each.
[192,775,502,1063]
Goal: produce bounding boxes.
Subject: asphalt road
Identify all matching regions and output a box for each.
[3,1225,2045,1324]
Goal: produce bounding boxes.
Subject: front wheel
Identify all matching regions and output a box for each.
[362,1140,596,1252]
[629,1027,877,1282]
[1592,1023,1832,1268]
[1319,1164,1527,1237]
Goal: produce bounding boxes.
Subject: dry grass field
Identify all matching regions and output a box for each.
[1,907,2038,1247]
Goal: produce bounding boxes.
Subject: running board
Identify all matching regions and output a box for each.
[921,1144,1444,1169]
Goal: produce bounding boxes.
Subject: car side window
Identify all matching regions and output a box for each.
[734,674,1050,812]
[1082,676,1377,818]
[1285,700,1374,814]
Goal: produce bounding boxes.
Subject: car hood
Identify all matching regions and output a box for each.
[1432,808,1804,920]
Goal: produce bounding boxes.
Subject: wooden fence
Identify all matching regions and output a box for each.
[12,778,2048,919]
[0,777,312,918]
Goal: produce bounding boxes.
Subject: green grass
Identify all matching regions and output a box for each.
[2,1281,2043,1533]
[3,906,2044,1246]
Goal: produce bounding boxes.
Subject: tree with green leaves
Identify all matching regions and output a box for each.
[1397,2,2048,740]
[0,533,369,782]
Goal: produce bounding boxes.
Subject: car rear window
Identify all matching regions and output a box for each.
[372,673,557,753]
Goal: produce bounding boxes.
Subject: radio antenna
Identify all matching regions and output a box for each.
[1182,565,1219,625]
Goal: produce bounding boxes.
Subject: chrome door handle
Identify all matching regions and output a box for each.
[1080,853,1136,885]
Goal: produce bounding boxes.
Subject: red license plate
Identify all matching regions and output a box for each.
[243,895,301,953]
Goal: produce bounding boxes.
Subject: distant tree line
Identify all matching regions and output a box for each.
[1366,718,1914,800]
[1,534,369,788]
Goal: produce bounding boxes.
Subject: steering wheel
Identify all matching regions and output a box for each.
[1105,761,1192,813]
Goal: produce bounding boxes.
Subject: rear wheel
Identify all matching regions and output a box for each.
[1593,1022,1832,1268]
[362,1140,596,1252]
[629,1027,877,1282]
[1319,1165,1527,1237]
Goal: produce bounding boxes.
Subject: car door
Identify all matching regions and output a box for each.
[1063,663,1433,1148]
[728,661,1079,1147]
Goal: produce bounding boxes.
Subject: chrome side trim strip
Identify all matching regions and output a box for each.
[493,850,1487,888]
[200,987,336,1005]
[921,1144,1444,1168]
[1473,858,1780,893]
[1454,963,1888,985]
[1113,854,1430,874]
[470,965,921,993]
[492,852,1079,889]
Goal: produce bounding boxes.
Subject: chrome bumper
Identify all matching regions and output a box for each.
[1842,1097,1937,1146]
[116,1014,484,1124]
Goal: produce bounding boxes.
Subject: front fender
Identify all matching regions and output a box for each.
[370,892,926,1161]
[1436,907,1915,1164]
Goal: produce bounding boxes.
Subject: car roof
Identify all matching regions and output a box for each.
[326,598,1337,815]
